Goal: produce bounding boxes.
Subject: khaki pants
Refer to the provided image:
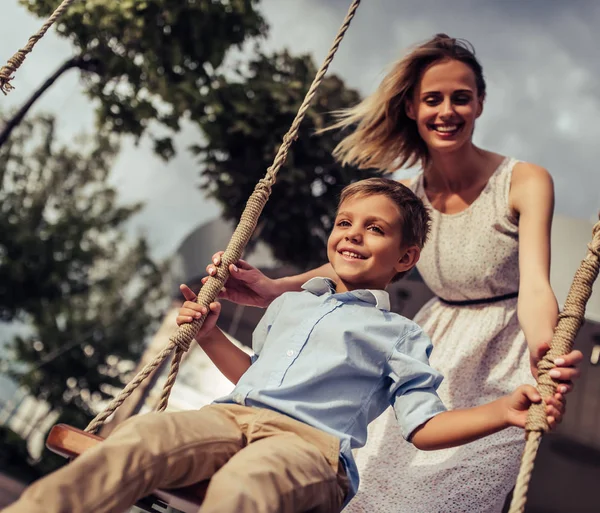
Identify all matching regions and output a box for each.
[3,404,349,513]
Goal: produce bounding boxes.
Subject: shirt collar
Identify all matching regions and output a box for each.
[301,277,391,312]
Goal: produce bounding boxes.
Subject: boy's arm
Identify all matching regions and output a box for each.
[387,327,562,451]
[177,285,251,384]
[197,327,252,385]
[410,397,511,450]
[177,283,287,384]
[410,386,562,451]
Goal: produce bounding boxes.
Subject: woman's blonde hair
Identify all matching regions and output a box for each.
[328,34,486,172]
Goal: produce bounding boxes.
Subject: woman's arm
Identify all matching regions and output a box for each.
[204,255,338,308]
[510,164,558,357]
[510,163,582,382]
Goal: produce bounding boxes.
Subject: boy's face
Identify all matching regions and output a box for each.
[327,193,417,291]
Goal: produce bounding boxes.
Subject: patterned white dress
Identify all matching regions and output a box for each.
[345,157,534,513]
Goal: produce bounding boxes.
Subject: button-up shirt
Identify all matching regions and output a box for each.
[215,277,446,502]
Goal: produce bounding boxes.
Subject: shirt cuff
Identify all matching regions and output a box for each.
[394,387,447,440]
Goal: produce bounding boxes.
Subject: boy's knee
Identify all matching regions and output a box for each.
[107,412,169,452]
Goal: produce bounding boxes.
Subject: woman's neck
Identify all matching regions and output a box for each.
[424,144,497,193]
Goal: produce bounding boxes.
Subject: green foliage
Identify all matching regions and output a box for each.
[0,424,68,481]
[196,51,377,269]
[0,114,167,420]
[0,425,42,483]
[21,0,267,159]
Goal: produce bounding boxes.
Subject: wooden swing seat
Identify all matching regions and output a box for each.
[46,423,208,513]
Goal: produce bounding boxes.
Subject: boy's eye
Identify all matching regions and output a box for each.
[337,220,351,227]
[368,225,384,234]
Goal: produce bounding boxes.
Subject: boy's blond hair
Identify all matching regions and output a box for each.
[338,177,431,281]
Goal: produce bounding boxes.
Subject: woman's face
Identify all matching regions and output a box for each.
[406,59,483,155]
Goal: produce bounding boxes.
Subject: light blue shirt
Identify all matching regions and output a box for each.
[215,277,446,502]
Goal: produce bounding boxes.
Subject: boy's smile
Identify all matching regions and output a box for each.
[327,193,415,292]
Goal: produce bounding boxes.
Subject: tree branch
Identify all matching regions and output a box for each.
[0,55,101,149]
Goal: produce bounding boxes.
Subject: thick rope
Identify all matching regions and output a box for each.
[0,0,78,95]
[508,218,600,513]
[85,340,181,434]
[84,0,362,431]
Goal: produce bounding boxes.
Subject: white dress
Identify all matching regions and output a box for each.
[345,157,534,513]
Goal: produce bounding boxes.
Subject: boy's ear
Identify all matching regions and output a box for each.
[395,245,420,273]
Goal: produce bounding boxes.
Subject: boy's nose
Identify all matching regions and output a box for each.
[345,231,362,243]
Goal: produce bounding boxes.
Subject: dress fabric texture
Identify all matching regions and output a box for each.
[345,157,534,513]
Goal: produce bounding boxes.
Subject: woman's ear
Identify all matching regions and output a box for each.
[405,100,416,121]
[476,94,485,118]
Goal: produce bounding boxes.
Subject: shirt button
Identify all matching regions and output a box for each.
[234,393,243,404]
[286,349,294,357]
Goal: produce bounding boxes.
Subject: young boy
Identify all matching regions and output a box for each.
[4,178,560,513]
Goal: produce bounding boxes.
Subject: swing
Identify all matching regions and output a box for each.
[45,423,210,512]
[2,2,600,512]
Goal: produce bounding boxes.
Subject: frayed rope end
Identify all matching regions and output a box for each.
[0,71,16,95]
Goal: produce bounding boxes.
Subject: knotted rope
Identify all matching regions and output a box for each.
[508,217,600,513]
[0,0,78,95]
[84,0,362,434]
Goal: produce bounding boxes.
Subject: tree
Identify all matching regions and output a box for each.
[196,51,377,270]
[0,114,167,430]
[1,0,267,156]
[0,425,41,483]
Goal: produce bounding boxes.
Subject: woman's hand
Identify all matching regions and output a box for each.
[201,251,283,308]
[505,384,564,429]
[530,342,583,394]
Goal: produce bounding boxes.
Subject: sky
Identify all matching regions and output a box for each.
[1,0,599,261]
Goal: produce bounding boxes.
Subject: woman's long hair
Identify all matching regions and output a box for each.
[327,34,486,172]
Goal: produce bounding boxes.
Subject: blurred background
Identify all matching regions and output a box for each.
[0,1,599,512]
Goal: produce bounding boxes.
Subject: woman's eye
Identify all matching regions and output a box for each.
[453,95,471,105]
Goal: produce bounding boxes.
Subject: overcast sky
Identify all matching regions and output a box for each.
[1,0,599,260]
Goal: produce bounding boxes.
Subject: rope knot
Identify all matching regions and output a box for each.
[254,177,274,199]
[1,43,31,95]
[0,52,27,92]
[170,328,193,353]
[173,336,191,353]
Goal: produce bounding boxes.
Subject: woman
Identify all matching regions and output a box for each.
[199,35,582,512]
